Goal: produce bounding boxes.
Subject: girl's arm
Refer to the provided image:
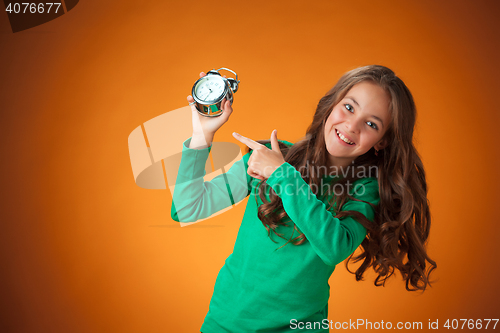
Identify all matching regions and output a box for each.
[170,137,253,223]
[266,162,379,267]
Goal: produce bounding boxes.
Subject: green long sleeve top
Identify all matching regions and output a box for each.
[171,137,380,333]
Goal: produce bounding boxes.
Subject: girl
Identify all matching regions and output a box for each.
[171,65,437,333]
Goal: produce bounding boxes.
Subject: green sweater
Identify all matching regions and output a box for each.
[171,137,380,333]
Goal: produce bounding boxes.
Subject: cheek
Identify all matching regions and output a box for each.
[325,110,341,135]
[324,114,336,135]
[329,108,345,124]
[362,132,381,146]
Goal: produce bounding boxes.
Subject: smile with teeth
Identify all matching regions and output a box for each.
[336,129,355,145]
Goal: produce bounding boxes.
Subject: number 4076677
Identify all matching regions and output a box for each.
[5,3,62,14]
[443,319,498,330]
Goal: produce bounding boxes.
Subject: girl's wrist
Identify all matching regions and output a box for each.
[189,131,214,149]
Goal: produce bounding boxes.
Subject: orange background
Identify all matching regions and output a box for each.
[1,0,499,332]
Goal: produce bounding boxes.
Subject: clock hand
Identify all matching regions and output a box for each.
[204,87,213,100]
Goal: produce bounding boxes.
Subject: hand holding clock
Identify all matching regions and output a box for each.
[187,72,233,146]
[232,130,286,180]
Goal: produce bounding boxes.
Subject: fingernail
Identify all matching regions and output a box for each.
[233,132,239,136]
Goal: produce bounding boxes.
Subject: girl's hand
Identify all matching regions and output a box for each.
[233,129,285,180]
[188,72,233,137]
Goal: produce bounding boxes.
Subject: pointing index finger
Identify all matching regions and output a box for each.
[233,132,263,150]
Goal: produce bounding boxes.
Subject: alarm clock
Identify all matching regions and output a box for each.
[191,67,240,117]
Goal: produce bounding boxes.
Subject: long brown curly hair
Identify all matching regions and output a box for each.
[247,65,437,292]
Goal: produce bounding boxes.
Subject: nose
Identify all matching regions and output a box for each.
[345,117,362,133]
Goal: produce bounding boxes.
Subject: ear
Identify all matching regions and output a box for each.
[373,137,388,151]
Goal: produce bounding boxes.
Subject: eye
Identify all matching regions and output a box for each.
[344,104,353,113]
[367,121,378,130]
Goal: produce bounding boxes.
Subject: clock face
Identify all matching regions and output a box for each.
[194,76,226,103]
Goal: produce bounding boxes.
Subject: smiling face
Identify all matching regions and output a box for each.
[324,81,392,168]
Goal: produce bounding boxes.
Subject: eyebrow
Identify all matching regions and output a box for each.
[345,96,385,129]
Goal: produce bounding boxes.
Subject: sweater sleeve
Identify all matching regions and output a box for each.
[266,162,380,267]
[170,137,253,223]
